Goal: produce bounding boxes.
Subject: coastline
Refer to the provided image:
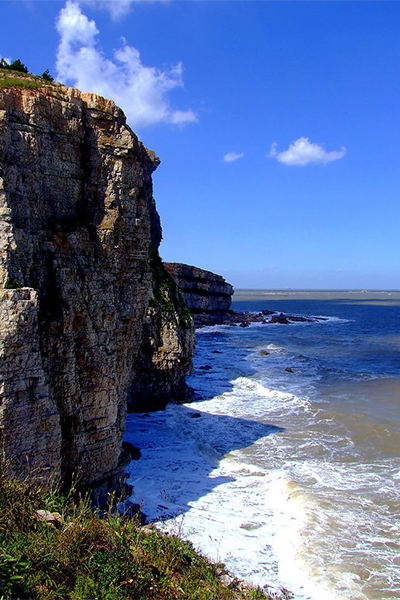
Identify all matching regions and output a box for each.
[232,288,400,305]
[126,291,400,600]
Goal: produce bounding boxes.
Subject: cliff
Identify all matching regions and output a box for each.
[0,80,194,489]
[164,262,234,326]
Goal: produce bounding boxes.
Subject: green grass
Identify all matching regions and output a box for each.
[0,70,57,91]
[0,460,292,600]
[0,75,43,91]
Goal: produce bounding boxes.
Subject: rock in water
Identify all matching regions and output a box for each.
[0,83,194,489]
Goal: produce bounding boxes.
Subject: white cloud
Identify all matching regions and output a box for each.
[56,1,197,129]
[57,1,99,45]
[170,109,198,125]
[269,137,347,166]
[80,0,164,20]
[223,151,244,163]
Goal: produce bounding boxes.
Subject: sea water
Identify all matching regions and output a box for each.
[125,290,400,600]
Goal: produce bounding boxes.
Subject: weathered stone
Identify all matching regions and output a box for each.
[164,262,234,326]
[35,509,64,528]
[122,441,141,461]
[0,84,194,489]
[270,315,291,324]
[164,262,233,311]
[128,252,195,411]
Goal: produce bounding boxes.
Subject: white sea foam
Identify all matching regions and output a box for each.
[126,301,400,600]
[125,401,342,599]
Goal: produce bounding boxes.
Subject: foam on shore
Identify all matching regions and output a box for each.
[126,305,400,600]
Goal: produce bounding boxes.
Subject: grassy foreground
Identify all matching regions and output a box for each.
[0,462,292,600]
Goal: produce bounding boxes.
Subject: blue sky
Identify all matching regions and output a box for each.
[1,1,400,289]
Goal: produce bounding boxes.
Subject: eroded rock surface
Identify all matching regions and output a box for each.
[164,262,234,326]
[128,250,195,412]
[0,84,194,488]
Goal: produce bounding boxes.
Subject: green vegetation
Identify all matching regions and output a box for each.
[148,245,192,329]
[0,460,291,600]
[41,69,54,83]
[0,58,56,89]
[0,58,28,74]
[4,278,23,290]
[0,74,43,91]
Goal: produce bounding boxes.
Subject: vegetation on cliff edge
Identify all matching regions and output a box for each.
[148,246,193,329]
[0,460,291,600]
[0,58,55,90]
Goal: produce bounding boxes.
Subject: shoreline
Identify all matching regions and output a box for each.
[232,288,400,305]
[126,293,400,600]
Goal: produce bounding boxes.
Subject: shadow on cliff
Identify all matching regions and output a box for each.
[124,404,283,522]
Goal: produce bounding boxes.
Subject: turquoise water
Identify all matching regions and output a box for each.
[126,290,400,599]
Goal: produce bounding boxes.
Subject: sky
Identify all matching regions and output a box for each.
[1,0,400,290]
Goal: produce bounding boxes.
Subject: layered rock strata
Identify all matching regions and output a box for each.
[0,82,194,488]
[164,262,234,326]
[128,249,194,412]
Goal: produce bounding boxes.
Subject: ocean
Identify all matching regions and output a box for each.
[125,290,400,600]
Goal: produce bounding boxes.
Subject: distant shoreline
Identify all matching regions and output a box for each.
[233,289,400,306]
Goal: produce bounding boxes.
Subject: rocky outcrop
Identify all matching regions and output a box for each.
[0,82,194,489]
[164,263,234,326]
[128,249,195,412]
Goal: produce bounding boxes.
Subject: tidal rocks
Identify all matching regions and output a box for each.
[198,310,328,327]
[0,84,194,488]
[269,314,291,324]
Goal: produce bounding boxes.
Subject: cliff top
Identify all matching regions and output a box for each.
[0,69,123,116]
[0,67,66,98]
[164,261,233,286]
[0,70,160,171]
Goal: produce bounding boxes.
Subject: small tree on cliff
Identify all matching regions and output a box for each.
[10,59,29,73]
[41,69,54,82]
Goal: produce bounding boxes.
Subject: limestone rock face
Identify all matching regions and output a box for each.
[128,251,195,411]
[0,84,194,487]
[163,262,234,326]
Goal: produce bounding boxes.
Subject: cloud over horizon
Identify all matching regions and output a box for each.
[269,137,347,166]
[223,151,244,163]
[56,1,197,129]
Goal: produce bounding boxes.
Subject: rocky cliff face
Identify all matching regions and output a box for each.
[0,82,194,488]
[127,249,194,412]
[164,262,234,326]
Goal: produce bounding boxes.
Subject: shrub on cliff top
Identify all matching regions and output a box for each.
[0,58,29,73]
[41,69,54,82]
